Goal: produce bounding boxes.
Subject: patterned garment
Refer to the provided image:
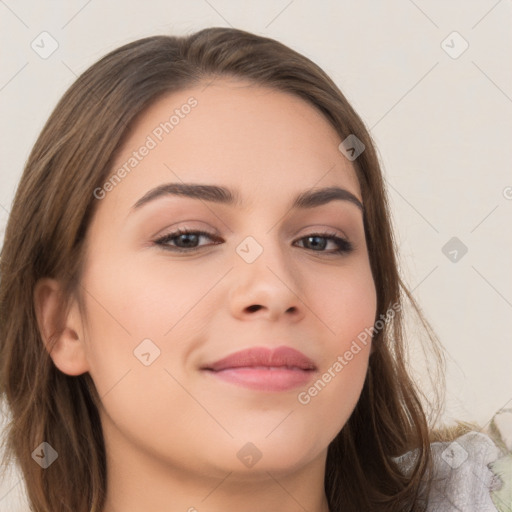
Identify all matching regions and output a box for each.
[393,430,512,511]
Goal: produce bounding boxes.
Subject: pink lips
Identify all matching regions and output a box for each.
[201,346,317,391]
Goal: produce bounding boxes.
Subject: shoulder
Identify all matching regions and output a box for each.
[393,431,511,511]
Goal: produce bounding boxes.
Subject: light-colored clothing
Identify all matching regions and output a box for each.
[394,431,511,511]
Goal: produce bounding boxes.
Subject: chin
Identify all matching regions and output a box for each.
[221,433,325,476]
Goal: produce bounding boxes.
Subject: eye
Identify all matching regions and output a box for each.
[154,228,221,253]
[294,231,354,255]
[153,228,354,255]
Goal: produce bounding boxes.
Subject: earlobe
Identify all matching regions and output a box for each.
[33,278,90,376]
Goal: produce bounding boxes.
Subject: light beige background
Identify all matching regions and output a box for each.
[1,1,511,510]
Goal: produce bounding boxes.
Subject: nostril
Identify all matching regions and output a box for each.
[246,305,262,312]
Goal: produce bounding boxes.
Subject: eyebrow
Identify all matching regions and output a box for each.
[130,183,364,213]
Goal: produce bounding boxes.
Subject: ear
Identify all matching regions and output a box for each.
[33,277,90,376]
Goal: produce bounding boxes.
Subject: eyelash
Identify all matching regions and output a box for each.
[154,228,354,256]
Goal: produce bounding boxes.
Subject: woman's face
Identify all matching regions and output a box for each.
[67,79,376,478]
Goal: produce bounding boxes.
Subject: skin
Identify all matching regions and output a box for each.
[34,78,377,512]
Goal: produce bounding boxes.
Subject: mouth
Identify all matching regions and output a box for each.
[200,345,317,392]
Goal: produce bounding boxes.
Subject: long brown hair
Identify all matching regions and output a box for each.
[1,27,451,511]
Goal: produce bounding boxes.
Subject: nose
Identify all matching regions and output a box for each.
[228,238,305,323]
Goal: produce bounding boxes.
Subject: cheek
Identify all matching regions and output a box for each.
[79,260,210,464]
[82,251,214,340]
[79,251,225,404]
[304,259,377,344]
[292,261,375,432]
[298,346,370,455]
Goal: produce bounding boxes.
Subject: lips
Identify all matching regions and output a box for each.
[201,346,317,392]
[202,346,317,372]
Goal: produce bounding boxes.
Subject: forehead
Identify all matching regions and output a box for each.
[104,78,361,213]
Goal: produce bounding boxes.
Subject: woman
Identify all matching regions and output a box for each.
[0,27,507,512]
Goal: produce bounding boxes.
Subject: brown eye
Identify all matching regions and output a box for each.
[154,229,221,252]
[294,232,354,255]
